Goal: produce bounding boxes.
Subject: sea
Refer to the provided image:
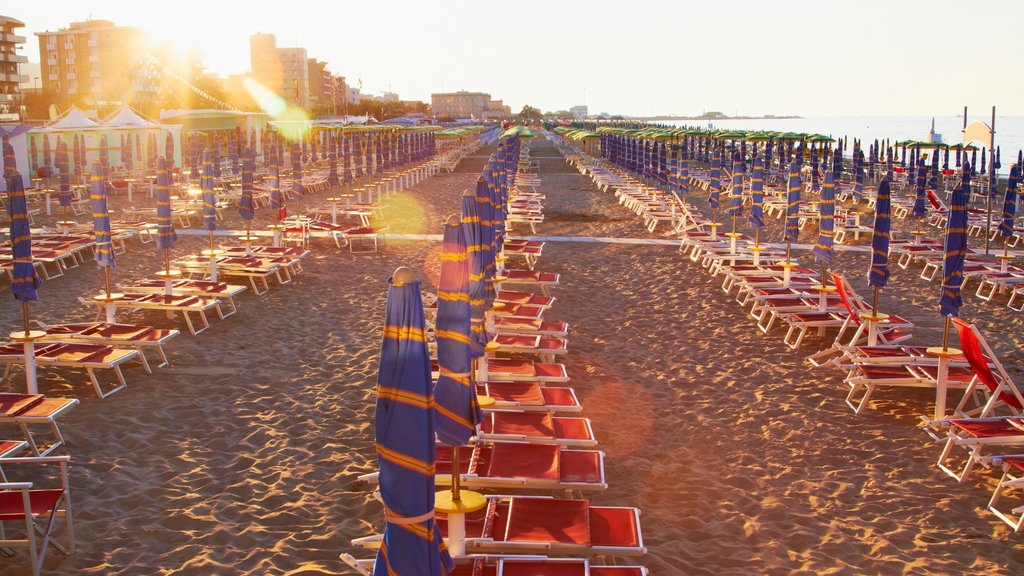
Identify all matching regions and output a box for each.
[660,116,1024,174]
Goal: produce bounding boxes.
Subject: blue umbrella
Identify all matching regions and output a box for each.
[727,154,744,233]
[91,162,115,270]
[810,145,820,192]
[99,135,110,177]
[7,171,42,304]
[374,269,454,576]
[678,143,689,196]
[940,161,971,319]
[239,147,256,239]
[869,177,892,292]
[291,141,304,200]
[462,186,489,351]
[327,137,339,187]
[709,149,721,214]
[748,154,765,239]
[155,156,177,275]
[913,162,927,218]
[201,150,217,232]
[475,177,497,309]
[784,160,802,259]
[2,135,16,178]
[812,170,836,268]
[269,147,283,224]
[853,149,864,202]
[57,140,71,211]
[998,163,1019,241]
[165,133,175,169]
[434,219,482,445]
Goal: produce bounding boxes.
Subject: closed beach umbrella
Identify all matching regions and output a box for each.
[239,147,255,223]
[29,135,37,173]
[929,149,939,189]
[155,156,176,251]
[56,140,71,212]
[373,269,454,576]
[727,153,744,229]
[462,186,489,350]
[7,171,42,302]
[99,135,110,177]
[869,178,892,289]
[913,163,927,218]
[709,149,721,210]
[165,133,175,168]
[135,133,142,170]
[785,160,802,245]
[812,171,836,268]
[679,143,689,196]
[328,138,339,187]
[749,154,765,232]
[3,135,16,178]
[940,162,971,319]
[475,177,497,306]
[269,148,284,223]
[810,145,821,192]
[42,135,51,168]
[853,149,864,201]
[291,141,304,199]
[201,150,217,232]
[999,163,1020,239]
[90,162,116,269]
[434,219,482,445]
[124,134,133,173]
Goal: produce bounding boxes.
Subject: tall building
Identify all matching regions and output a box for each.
[36,20,151,111]
[307,58,333,114]
[431,91,492,119]
[250,33,308,109]
[0,15,28,120]
[570,105,588,120]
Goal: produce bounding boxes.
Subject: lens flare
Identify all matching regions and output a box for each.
[242,76,309,140]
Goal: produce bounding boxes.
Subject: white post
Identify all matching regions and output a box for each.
[209,255,218,282]
[22,342,38,395]
[105,302,116,324]
[934,355,950,421]
[447,513,467,557]
[273,229,282,248]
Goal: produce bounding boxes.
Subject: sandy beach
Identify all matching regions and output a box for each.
[3,134,1024,575]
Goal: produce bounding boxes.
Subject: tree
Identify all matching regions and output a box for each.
[518,105,542,121]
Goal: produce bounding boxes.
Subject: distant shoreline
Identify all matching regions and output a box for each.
[634,115,803,122]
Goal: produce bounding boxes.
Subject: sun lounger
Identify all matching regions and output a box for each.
[175,256,284,295]
[987,456,1024,532]
[122,279,247,317]
[496,290,556,309]
[0,394,78,456]
[480,411,596,448]
[478,381,581,413]
[80,293,221,336]
[486,358,569,383]
[490,334,568,363]
[0,343,143,398]
[36,322,179,369]
[500,269,560,296]
[494,317,570,337]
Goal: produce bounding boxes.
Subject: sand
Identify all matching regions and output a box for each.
[2,135,1023,575]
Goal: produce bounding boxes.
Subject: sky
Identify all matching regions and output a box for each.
[10,0,1024,117]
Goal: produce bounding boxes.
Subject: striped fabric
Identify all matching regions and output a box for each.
[709,149,721,209]
[812,171,837,266]
[238,148,256,222]
[57,140,72,207]
[728,155,744,217]
[290,141,304,200]
[327,138,339,187]
[6,172,42,302]
[43,135,52,168]
[810,145,820,192]
[99,135,109,177]
[785,161,802,243]
[912,163,927,218]
[869,178,892,287]
[3,135,17,178]
[123,134,133,172]
[29,135,37,172]
[462,188,489,350]
[201,151,217,232]
[155,157,177,250]
[853,149,864,202]
[90,163,116,268]
[748,155,765,229]
[475,177,497,308]
[269,148,283,214]
[998,164,1020,238]
[434,222,482,445]
[679,144,689,196]
[374,277,454,576]
[165,133,175,168]
[940,162,971,318]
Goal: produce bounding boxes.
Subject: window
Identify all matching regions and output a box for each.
[46,37,56,50]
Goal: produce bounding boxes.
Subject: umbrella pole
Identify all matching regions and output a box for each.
[22,301,30,338]
[450,446,462,501]
[872,286,879,316]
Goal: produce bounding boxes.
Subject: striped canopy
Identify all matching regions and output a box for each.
[6,172,42,302]
[748,155,764,229]
[434,221,482,445]
[940,162,971,318]
[239,147,255,221]
[90,162,115,268]
[269,147,283,216]
[709,149,721,209]
[785,161,802,243]
[57,140,71,207]
[812,171,837,266]
[999,164,1020,237]
[462,186,489,351]
[155,156,177,251]
[291,142,304,199]
[727,155,744,217]
[912,163,927,218]
[374,275,454,576]
[868,178,892,288]
[201,150,217,231]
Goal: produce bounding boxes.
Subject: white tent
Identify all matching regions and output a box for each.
[44,106,99,131]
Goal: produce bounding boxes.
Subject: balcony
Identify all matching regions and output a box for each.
[0,52,28,64]
[0,73,28,84]
[1,33,26,44]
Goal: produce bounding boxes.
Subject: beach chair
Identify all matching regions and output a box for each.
[0,343,143,399]
[486,358,569,383]
[0,456,74,576]
[490,334,568,364]
[480,412,596,448]
[121,279,248,317]
[35,322,180,369]
[0,394,78,457]
[478,381,581,413]
[501,269,560,297]
[494,317,570,338]
[496,290,556,309]
[987,456,1024,532]
[340,556,648,576]
[80,293,221,336]
[1011,285,1024,312]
